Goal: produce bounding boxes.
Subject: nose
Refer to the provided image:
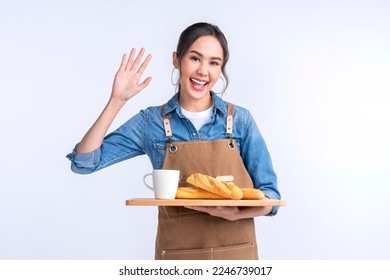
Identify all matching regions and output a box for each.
[196,61,208,76]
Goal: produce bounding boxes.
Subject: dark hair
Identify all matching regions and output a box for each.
[176,22,229,94]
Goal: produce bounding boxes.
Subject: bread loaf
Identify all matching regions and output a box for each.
[186,173,243,200]
[176,186,265,200]
[225,182,245,200]
[240,188,265,200]
[175,187,225,199]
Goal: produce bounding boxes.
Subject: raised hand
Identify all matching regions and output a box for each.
[111,48,152,101]
[75,49,152,154]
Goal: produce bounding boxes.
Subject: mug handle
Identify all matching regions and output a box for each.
[143,173,154,191]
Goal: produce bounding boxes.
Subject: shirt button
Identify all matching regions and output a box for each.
[192,133,196,136]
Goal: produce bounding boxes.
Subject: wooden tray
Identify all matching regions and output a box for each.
[126,198,286,207]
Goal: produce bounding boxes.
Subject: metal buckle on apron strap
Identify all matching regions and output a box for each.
[226,104,235,150]
[168,138,177,153]
[162,109,177,153]
[228,136,235,149]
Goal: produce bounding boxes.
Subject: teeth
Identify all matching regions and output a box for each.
[191,78,207,85]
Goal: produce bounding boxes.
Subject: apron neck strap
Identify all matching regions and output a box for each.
[161,104,173,138]
[226,103,234,135]
[161,103,234,138]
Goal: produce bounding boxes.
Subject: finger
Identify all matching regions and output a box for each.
[184,206,203,211]
[125,48,136,70]
[186,206,214,212]
[119,53,128,71]
[130,48,146,71]
[136,54,152,75]
[137,76,153,91]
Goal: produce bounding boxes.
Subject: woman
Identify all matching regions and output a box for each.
[67,22,281,260]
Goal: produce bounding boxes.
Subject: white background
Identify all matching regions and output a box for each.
[1,0,389,260]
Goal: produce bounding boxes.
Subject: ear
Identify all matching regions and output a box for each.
[172,51,179,68]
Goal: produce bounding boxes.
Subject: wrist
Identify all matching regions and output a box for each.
[107,96,127,110]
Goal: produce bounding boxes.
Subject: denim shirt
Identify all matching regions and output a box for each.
[67,92,281,215]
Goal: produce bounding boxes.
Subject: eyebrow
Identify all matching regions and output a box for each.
[189,50,223,62]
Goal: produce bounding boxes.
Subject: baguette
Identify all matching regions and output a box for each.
[186,173,243,200]
[240,188,265,200]
[175,186,265,200]
[225,182,244,200]
[175,187,225,199]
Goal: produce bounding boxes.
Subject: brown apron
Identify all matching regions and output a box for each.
[155,103,259,260]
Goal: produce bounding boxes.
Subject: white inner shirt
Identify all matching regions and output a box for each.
[181,105,214,131]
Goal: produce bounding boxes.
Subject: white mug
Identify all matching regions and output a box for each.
[143,169,180,199]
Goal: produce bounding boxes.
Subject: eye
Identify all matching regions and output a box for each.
[210,61,220,66]
[191,56,200,62]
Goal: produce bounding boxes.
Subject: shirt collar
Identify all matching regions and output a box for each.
[163,91,227,116]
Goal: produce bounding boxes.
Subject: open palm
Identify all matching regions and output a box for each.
[111,48,152,101]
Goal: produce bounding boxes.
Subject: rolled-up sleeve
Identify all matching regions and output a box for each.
[66,111,147,174]
[239,110,281,216]
[66,144,102,174]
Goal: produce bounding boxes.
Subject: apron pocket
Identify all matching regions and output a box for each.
[161,243,256,260]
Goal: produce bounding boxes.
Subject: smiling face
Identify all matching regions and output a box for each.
[173,35,224,112]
